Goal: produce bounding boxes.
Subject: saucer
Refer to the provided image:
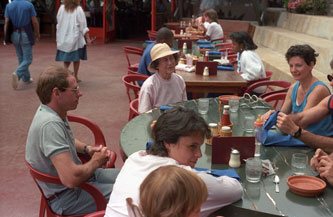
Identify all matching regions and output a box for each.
[287,175,326,197]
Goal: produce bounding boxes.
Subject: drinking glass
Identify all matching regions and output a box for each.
[244,114,255,133]
[246,157,262,183]
[229,98,240,112]
[291,153,308,175]
[198,98,209,115]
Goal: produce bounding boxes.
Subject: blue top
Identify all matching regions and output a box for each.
[138,42,155,77]
[5,0,37,29]
[291,81,333,136]
[329,95,333,123]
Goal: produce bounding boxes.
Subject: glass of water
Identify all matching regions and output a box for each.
[246,157,262,183]
[291,153,308,175]
[198,98,209,115]
[229,98,240,112]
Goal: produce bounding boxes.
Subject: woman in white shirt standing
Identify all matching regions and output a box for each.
[56,0,92,82]
[230,31,266,95]
[201,9,223,41]
[105,107,243,217]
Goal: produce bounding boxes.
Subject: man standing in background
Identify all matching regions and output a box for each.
[4,0,40,90]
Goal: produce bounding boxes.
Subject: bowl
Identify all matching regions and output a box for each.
[287,175,326,197]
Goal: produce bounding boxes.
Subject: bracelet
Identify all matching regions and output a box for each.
[83,144,89,154]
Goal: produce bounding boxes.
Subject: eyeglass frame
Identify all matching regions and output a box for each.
[58,85,80,94]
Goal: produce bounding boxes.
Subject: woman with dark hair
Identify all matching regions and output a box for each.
[56,0,92,83]
[201,9,223,41]
[262,44,332,138]
[230,31,266,94]
[138,43,187,113]
[105,107,243,217]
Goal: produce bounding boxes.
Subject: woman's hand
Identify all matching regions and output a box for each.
[261,110,275,123]
[276,112,299,135]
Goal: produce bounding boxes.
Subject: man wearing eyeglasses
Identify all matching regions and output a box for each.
[276,59,333,153]
[25,66,120,216]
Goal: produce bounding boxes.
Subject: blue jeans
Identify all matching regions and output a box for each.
[49,168,120,215]
[11,32,33,82]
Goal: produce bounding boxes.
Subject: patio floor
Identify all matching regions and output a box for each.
[0,35,143,216]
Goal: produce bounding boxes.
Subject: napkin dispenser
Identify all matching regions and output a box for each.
[211,136,255,164]
[178,39,192,49]
[196,61,218,75]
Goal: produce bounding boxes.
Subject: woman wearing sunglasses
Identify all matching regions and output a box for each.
[262,45,333,139]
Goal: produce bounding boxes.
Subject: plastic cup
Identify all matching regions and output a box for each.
[229,98,240,112]
[198,98,209,115]
[291,153,308,175]
[246,157,262,183]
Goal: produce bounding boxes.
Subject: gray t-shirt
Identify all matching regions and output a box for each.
[26,104,81,197]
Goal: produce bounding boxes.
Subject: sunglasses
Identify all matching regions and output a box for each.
[328,74,333,82]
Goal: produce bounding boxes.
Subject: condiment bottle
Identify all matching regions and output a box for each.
[183,42,187,54]
[221,105,232,126]
[180,29,184,35]
[203,66,209,76]
[254,114,263,158]
[203,51,209,62]
[206,123,218,145]
[229,149,241,168]
[220,126,232,137]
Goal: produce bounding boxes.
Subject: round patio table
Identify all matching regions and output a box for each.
[120,98,333,217]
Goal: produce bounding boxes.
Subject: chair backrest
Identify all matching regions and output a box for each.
[129,98,140,121]
[126,197,144,217]
[122,74,149,103]
[25,159,107,217]
[147,30,157,41]
[263,92,288,110]
[214,42,232,49]
[67,114,117,168]
[122,46,144,67]
[84,211,105,217]
[211,36,225,43]
[128,67,140,75]
[245,80,292,97]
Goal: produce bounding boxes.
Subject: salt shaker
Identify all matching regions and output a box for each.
[203,66,209,76]
[183,42,187,54]
[229,149,241,168]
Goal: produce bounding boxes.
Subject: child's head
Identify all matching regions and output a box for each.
[139,165,208,217]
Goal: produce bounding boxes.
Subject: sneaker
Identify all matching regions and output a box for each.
[12,73,19,89]
[25,78,33,84]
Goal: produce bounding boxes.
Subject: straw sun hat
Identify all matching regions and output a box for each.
[148,43,179,73]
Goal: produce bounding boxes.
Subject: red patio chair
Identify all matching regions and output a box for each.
[122,74,149,103]
[214,42,232,49]
[263,92,287,110]
[123,46,144,72]
[147,30,157,41]
[84,211,105,217]
[25,159,107,217]
[245,80,292,98]
[129,98,140,121]
[211,36,225,43]
[67,114,117,168]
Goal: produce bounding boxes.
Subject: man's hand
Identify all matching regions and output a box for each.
[318,154,333,186]
[276,112,299,135]
[90,145,111,167]
[310,149,327,171]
